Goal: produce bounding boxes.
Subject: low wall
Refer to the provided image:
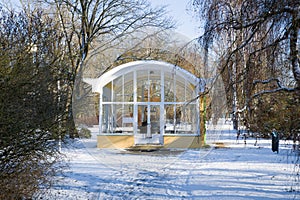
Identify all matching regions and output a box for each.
[97,135,204,148]
[163,135,203,148]
[97,135,134,148]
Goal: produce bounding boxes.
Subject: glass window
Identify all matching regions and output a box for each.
[124,72,134,102]
[138,105,147,133]
[102,103,134,134]
[164,75,175,102]
[175,104,197,134]
[164,102,198,134]
[116,104,134,134]
[164,104,175,133]
[113,76,123,102]
[150,105,160,134]
[149,70,161,102]
[102,104,113,133]
[176,78,186,102]
[186,83,196,103]
[114,104,123,128]
[137,70,149,102]
[102,82,112,102]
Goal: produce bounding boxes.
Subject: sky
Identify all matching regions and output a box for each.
[150,0,201,39]
[6,0,201,39]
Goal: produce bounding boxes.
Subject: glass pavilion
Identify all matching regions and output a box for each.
[84,60,203,148]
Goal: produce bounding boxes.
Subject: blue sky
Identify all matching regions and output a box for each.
[7,0,201,39]
[150,0,201,39]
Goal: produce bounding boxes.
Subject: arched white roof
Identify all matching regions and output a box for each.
[84,60,202,93]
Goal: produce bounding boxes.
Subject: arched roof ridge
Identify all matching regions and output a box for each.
[84,60,200,93]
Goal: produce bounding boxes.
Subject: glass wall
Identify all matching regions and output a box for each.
[100,67,198,135]
[102,72,134,134]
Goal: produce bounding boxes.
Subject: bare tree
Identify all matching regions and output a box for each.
[37,0,175,137]
[46,0,174,81]
[192,0,300,130]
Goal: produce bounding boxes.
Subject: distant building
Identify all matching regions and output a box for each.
[84,60,205,148]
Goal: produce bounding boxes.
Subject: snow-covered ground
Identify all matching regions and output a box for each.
[39,121,299,199]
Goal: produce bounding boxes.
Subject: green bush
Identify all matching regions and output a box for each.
[78,128,92,138]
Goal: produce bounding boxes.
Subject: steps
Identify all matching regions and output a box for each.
[126,144,163,152]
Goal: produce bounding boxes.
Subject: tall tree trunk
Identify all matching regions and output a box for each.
[290,13,300,89]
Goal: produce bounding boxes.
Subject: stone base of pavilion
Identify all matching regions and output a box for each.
[97,135,205,149]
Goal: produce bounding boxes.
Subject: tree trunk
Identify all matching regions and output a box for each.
[290,13,300,89]
[200,95,207,146]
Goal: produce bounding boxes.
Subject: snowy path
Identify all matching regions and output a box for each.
[40,135,299,200]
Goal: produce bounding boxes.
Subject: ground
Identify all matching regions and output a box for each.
[38,121,299,200]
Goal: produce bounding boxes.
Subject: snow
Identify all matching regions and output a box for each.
[38,121,299,199]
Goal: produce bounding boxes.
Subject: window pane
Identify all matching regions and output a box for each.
[137,70,149,102]
[102,104,112,133]
[102,104,133,134]
[138,105,147,133]
[124,72,134,102]
[115,104,123,128]
[149,70,161,102]
[115,104,134,134]
[164,104,175,133]
[164,103,197,134]
[164,75,175,102]
[176,78,185,102]
[150,105,160,134]
[175,104,198,134]
[113,76,123,102]
[102,82,112,102]
[186,83,196,103]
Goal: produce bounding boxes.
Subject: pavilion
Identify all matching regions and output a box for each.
[84,60,206,148]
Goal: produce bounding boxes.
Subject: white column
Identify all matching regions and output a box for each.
[133,71,138,135]
[160,70,165,144]
[99,89,103,134]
